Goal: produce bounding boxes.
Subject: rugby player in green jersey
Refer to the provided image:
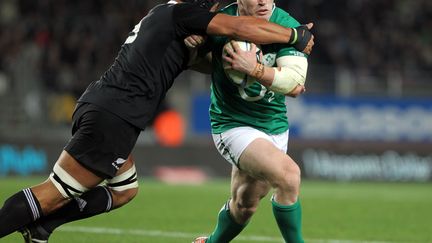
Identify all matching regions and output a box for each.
[191,0,312,242]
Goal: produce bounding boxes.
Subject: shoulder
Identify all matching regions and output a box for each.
[270,7,300,28]
[172,2,216,26]
[173,2,213,17]
[173,2,203,13]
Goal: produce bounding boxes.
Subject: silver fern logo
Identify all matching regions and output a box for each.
[112,158,126,170]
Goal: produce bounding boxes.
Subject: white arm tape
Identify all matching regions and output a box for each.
[269,55,308,94]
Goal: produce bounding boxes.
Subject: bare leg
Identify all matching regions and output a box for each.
[0,150,103,237]
[239,138,304,243]
[239,138,301,205]
[229,166,271,224]
[32,151,105,215]
[21,155,139,241]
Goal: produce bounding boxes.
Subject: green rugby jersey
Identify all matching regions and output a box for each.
[208,3,307,134]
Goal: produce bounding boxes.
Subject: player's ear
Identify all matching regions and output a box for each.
[210,2,220,12]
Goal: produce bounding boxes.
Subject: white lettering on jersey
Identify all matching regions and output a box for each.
[124,21,142,44]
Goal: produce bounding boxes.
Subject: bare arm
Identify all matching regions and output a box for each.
[207,14,314,54]
[207,14,292,45]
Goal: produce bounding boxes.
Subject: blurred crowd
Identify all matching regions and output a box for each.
[0,0,154,97]
[282,0,432,87]
[0,0,431,97]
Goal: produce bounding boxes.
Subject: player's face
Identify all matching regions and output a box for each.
[237,0,274,20]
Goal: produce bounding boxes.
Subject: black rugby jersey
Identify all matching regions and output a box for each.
[78,2,216,129]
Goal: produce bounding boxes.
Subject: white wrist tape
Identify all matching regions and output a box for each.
[269,55,308,94]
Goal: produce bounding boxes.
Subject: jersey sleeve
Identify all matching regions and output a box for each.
[173,3,217,37]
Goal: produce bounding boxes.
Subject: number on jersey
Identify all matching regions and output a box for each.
[124,21,142,44]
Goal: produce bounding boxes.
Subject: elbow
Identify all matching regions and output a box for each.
[270,57,308,95]
[286,85,305,97]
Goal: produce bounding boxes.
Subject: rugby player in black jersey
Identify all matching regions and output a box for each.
[0,0,314,242]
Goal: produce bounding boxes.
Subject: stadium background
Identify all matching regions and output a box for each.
[0,0,431,242]
[0,0,430,181]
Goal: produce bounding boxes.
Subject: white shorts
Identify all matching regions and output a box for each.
[212,127,289,167]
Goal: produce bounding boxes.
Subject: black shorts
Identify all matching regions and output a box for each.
[64,103,141,179]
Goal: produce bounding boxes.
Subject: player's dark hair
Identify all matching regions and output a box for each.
[183,0,217,9]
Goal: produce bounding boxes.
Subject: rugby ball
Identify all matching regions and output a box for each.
[223,40,262,88]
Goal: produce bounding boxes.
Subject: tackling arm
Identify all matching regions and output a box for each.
[207,14,313,54]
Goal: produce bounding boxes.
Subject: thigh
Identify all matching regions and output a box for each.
[106,155,139,208]
[65,103,141,179]
[212,127,275,167]
[239,138,297,183]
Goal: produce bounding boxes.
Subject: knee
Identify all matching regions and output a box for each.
[110,187,139,208]
[272,161,301,193]
[106,162,139,209]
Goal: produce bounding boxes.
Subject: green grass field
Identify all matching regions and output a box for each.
[1,177,431,243]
